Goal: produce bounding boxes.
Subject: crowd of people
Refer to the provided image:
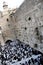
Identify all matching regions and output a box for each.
[0,39,43,65]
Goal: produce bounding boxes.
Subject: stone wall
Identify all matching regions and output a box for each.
[0,12,16,45]
[12,0,43,52]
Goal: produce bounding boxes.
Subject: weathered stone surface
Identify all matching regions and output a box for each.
[11,0,43,53]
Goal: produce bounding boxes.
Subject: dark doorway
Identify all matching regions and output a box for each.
[5,40,13,44]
